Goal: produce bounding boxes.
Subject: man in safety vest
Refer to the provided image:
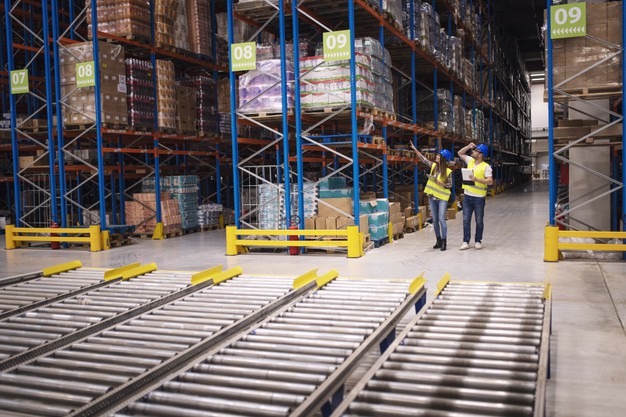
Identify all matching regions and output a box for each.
[458,142,493,250]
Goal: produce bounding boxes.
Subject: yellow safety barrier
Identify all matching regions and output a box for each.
[5,225,104,252]
[544,225,626,262]
[226,225,364,258]
[42,260,83,277]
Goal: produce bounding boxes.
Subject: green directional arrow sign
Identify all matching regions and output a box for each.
[231,42,256,71]
[10,69,29,94]
[551,3,586,39]
[323,30,351,62]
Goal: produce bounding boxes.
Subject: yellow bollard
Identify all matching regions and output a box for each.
[225,226,238,256]
[347,226,362,258]
[152,222,164,240]
[5,225,16,250]
[101,230,111,251]
[544,225,559,262]
[89,225,102,252]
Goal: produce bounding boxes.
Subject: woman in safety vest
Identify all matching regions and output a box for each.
[410,143,454,251]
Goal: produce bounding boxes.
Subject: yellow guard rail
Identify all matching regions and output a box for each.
[544,226,626,261]
[226,225,363,258]
[5,225,107,252]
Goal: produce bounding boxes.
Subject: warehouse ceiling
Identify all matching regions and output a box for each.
[494,0,546,73]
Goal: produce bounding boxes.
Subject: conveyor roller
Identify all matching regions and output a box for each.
[330,279,552,417]
[110,277,427,417]
[0,272,300,417]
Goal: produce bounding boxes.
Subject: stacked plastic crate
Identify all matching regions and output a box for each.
[143,175,200,231]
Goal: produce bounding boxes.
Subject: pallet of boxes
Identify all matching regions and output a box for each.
[125,193,182,238]
[303,178,368,250]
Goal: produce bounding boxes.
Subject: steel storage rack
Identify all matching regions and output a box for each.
[544,0,626,261]
[2,0,231,245]
[224,0,532,253]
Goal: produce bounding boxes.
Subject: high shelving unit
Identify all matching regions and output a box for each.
[226,0,532,233]
[1,0,231,238]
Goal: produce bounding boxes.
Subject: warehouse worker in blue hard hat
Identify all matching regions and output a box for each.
[410,143,453,251]
[458,142,493,250]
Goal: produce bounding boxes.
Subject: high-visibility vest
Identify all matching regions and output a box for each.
[424,164,452,201]
[462,159,489,197]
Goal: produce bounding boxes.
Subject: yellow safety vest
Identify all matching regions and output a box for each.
[462,159,489,197]
[424,164,452,201]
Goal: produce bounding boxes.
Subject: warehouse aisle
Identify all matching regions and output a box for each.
[1,181,625,417]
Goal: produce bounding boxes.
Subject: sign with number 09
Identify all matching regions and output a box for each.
[76,61,96,87]
[231,42,256,71]
[10,70,29,94]
[550,3,586,39]
[323,30,351,62]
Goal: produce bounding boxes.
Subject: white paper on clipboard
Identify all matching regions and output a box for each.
[461,168,473,181]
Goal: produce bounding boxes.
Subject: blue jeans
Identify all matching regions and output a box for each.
[463,194,486,243]
[429,197,448,239]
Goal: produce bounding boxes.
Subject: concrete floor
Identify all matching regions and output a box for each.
[1,181,625,416]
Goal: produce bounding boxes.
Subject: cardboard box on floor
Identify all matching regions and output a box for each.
[317,198,353,217]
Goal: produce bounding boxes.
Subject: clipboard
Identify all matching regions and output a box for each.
[461,168,473,181]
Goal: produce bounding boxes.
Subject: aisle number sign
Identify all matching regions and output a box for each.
[231,42,256,71]
[10,70,29,94]
[76,61,96,87]
[550,3,586,39]
[323,30,351,62]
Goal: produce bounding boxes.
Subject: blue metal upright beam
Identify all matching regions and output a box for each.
[52,0,68,227]
[291,0,304,228]
[4,0,21,226]
[41,0,59,224]
[349,0,360,224]
[149,0,162,225]
[379,0,388,199]
[227,0,241,227]
[622,0,626,257]
[410,0,418,214]
[547,0,556,226]
[278,0,292,227]
[89,0,108,230]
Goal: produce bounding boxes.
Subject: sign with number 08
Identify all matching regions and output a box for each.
[76,61,96,87]
[10,69,29,94]
[550,3,586,39]
[323,30,351,62]
[231,42,256,71]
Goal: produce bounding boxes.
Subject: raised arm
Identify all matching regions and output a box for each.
[409,141,434,168]
[458,142,475,162]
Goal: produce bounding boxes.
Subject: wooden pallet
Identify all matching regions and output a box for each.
[372,237,389,248]
[201,224,221,231]
[546,85,623,102]
[393,232,404,241]
[109,234,132,248]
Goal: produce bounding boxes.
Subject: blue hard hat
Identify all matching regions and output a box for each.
[439,149,453,162]
[476,144,489,157]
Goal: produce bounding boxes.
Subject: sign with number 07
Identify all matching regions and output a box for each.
[551,3,586,39]
[10,70,29,94]
[323,30,351,62]
[231,42,256,71]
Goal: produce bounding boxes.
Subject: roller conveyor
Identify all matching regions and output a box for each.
[0,266,106,320]
[107,276,427,417]
[0,270,309,417]
[329,278,552,417]
[0,270,43,288]
[0,268,192,367]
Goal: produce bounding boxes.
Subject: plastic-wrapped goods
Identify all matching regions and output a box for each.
[187,0,212,57]
[59,42,128,127]
[216,12,258,44]
[197,203,223,228]
[180,76,218,134]
[238,60,294,114]
[219,113,231,136]
[465,108,485,142]
[143,176,200,230]
[127,193,181,234]
[403,0,422,41]
[174,0,190,50]
[155,0,177,48]
[449,36,463,78]
[453,95,465,137]
[419,3,440,56]
[176,85,197,133]
[126,58,155,130]
[87,0,151,41]
[156,60,177,130]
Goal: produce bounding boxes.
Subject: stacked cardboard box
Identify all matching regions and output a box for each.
[143,176,200,231]
[359,198,389,242]
[59,42,128,127]
[176,85,197,133]
[389,202,404,237]
[155,0,176,48]
[126,192,181,234]
[87,0,151,41]
[156,60,177,130]
[181,76,218,134]
[547,2,622,91]
[187,0,213,57]
[174,0,190,50]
